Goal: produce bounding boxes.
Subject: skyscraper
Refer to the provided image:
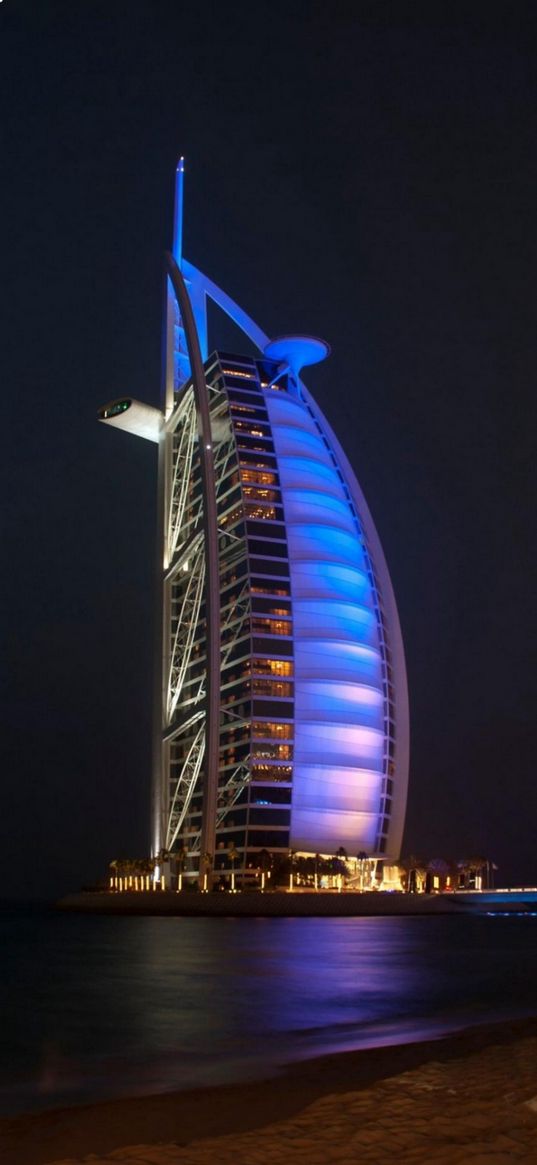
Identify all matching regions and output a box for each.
[99,161,409,886]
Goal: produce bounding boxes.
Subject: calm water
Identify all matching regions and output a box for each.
[1,907,536,1116]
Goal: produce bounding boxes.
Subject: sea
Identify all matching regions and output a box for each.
[1,906,536,1117]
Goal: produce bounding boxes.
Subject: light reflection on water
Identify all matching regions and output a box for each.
[1,909,536,1115]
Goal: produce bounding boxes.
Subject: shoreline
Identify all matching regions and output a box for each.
[3,1014,537,1165]
[56,887,537,916]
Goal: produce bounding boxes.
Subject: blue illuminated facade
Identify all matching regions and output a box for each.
[265,388,404,856]
[100,160,409,880]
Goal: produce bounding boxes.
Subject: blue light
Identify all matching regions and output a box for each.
[263,335,330,378]
[265,383,391,854]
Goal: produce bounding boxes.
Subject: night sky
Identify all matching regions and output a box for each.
[2,1,536,899]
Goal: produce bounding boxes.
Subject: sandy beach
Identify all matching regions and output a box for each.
[2,1017,537,1165]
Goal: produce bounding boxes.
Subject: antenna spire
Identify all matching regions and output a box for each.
[172,156,185,267]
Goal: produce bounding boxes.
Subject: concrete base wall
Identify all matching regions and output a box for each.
[58,890,469,917]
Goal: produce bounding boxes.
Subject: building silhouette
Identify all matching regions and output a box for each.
[99,161,409,886]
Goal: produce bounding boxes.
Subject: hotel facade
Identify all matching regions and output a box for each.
[99,162,409,885]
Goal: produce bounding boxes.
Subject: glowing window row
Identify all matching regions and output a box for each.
[249,586,291,599]
[251,618,292,637]
[252,743,293,760]
[252,601,292,616]
[234,422,270,438]
[243,487,280,503]
[252,722,293,740]
[252,680,293,698]
[245,505,278,521]
[241,470,277,486]
[253,660,293,677]
[230,402,259,416]
[221,368,257,379]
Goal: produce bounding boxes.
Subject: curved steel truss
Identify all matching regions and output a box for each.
[160,334,254,870]
[166,719,205,851]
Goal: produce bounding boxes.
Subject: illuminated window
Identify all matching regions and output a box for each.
[238,442,275,458]
[243,487,279,503]
[222,368,256,379]
[230,403,258,415]
[252,598,292,616]
[252,618,292,636]
[250,585,290,598]
[252,680,293,698]
[220,506,244,526]
[241,470,277,486]
[239,454,276,468]
[237,426,268,439]
[252,743,293,760]
[252,722,293,740]
[234,421,269,437]
[251,765,292,781]
[252,659,293,677]
[245,505,277,520]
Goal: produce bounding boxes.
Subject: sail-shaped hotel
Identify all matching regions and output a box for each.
[99,161,409,885]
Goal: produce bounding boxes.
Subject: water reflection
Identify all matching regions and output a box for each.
[1,911,536,1114]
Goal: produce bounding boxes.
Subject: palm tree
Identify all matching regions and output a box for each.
[139,856,154,891]
[113,858,135,891]
[426,857,450,893]
[202,851,213,893]
[228,843,239,892]
[258,848,272,891]
[457,856,488,891]
[270,854,290,888]
[332,847,349,890]
[175,844,187,892]
[288,849,297,891]
[469,857,488,891]
[356,851,369,892]
[397,854,427,894]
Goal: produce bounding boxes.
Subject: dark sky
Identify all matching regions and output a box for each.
[2,0,536,899]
